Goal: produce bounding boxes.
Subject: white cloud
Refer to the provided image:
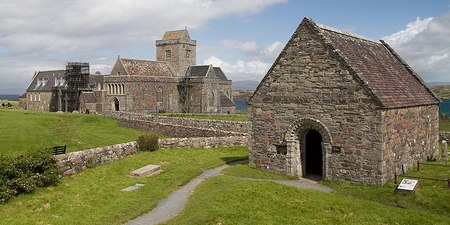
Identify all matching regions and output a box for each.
[383,13,450,82]
[0,0,286,93]
[203,41,284,81]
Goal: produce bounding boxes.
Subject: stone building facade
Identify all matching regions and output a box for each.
[21,29,235,114]
[22,68,105,113]
[104,28,235,114]
[248,18,440,185]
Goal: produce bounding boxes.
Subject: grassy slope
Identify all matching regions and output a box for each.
[0,109,144,155]
[164,162,450,225]
[0,147,248,225]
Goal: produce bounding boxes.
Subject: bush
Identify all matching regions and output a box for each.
[0,148,60,204]
[137,132,159,152]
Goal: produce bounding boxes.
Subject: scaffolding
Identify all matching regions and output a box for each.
[177,75,193,113]
[64,62,90,112]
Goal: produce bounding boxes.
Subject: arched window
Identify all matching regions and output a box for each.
[156,87,163,103]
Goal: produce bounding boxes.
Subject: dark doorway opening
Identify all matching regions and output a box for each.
[114,98,120,111]
[303,129,323,178]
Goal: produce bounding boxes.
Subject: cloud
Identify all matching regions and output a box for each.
[383,13,450,82]
[0,0,286,93]
[203,41,284,81]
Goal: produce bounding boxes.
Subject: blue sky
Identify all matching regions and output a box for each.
[0,0,449,94]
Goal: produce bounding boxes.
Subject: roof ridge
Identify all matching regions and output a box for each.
[316,23,380,44]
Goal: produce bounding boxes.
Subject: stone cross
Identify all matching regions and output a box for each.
[441,140,448,161]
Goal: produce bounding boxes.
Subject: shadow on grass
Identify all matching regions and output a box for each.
[221,156,249,165]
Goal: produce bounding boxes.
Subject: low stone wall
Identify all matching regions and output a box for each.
[103,111,249,137]
[118,118,244,137]
[159,136,248,148]
[55,142,138,177]
[440,132,450,142]
[55,135,248,177]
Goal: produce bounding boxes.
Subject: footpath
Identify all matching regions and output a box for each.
[125,161,332,225]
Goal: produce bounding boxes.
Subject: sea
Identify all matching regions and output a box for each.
[2,93,450,115]
[0,95,19,101]
[439,99,450,116]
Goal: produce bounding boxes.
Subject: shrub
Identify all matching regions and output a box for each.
[137,132,159,152]
[0,148,60,204]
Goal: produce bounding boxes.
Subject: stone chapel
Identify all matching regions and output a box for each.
[248,18,440,185]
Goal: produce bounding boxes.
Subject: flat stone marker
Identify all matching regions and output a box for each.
[122,183,144,192]
[130,164,161,177]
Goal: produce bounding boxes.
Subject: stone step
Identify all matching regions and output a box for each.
[130,164,161,177]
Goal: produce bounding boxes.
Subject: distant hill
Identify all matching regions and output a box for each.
[232,80,260,91]
[427,82,450,87]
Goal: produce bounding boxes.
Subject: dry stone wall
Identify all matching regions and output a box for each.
[55,136,247,177]
[103,111,249,137]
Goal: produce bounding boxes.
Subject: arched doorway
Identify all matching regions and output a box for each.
[302,129,323,178]
[284,118,331,179]
[113,98,120,111]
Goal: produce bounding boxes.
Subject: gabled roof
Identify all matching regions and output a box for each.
[162,29,191,40]
[251,18,439,109]
[219,92,235,107]
[26,70,65,92]
[185,65,229,81]
[186,65,210,77]
[118,57,176,77]
[316,22,439,108]
[213,67,229,81]
[80,92,96,103]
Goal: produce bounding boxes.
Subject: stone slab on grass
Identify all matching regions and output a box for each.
[130,164,161,177]
[121,183,145,192]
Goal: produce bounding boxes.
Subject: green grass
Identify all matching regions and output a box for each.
[222,163,295,180]
[163,161,450,225]
[0,109,144,155]
[0,146,248,225]
[440,119,450,132]
[154,113,248,121]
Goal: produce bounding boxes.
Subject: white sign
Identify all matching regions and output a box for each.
[397,179,419,192]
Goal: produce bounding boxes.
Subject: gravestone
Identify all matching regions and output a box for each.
[130,164,161,177]
[121,183,144,192]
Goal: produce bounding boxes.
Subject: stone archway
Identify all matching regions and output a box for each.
[113,98,120,111]
[284,118,332,179]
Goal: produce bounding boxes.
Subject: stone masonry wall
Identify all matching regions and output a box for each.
[103,111,248,136]
[382,105,439,184]
[56,136,247,177]
[249,21,385,185]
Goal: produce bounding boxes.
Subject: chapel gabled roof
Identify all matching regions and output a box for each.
[316,21,439,108]
[26,70,65,92]
[251,17,439,109]
[162,29,191,40]
[118,58,176,77]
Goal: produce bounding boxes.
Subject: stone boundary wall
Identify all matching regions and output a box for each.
[118,118,244,137]
[103,111,249,136]
[439,132,450,142]
[55,136,248,177]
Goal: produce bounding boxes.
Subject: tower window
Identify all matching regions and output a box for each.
[185,50,191,58]
[165,50,171,59]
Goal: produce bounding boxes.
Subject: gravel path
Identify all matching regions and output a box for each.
[125,161,332,225]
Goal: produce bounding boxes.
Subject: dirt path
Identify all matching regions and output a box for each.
[125,161,332,225]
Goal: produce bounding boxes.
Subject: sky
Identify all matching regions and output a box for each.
[1,0,450,94]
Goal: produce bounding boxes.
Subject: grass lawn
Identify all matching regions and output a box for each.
[154,112,249,121]
[0,146,248,225]
[0,109,145,155]
[163,161,450,225]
